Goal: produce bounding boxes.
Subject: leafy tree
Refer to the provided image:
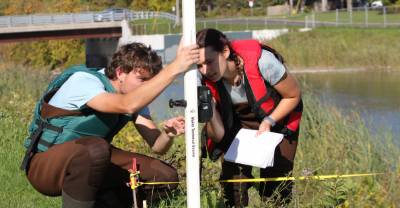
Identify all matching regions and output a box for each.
[196,0,214,14]
[130,0,147,10]
[84,0,114,11]
[3,0,45,15]
[4,39,84,70]
[53,0,84,13]
[383,0,399,4]
[149,0,174,11]
[114,0,133,8]
[0,1,8,15]
[196,0,278,17]
[47,40,85,68]
[130,0,174,11]
[8,42,52,67]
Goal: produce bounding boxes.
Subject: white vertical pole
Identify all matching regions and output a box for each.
[264,16,268,29]
[312,12,315,28]
[305,16,308,29]
[349,9,352,25]
[336,9,339,27]
[365,6,368,28]
[383,7,387,28]
[7,16,11,27]
[182,0,200,208]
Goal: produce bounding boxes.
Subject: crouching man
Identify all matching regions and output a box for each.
[21,41,199,208]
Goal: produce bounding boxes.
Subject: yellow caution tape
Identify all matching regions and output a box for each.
[139,173,382,186]
[141,181,183,185]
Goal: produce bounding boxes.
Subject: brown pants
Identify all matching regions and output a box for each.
[27,137,178,207]
[220,137,298,207]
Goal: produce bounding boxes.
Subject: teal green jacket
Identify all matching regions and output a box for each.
[24,65,132,152]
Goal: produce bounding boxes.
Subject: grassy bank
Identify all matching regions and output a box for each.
[1,65,399,207]
[1,27,398,72]
[287,7,400,24]
[0,66,60,207]
[268,27,400,70]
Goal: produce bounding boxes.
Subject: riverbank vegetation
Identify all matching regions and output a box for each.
[267,27,400,70]
[1,65,399,207]
[1,1,399,207]
[1,27,398,71]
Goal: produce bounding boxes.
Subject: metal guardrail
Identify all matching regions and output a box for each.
[0,11,176,28]
[302,6,400,28]
[0,7,398,30]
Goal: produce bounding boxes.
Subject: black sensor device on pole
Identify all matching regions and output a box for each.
[197,86,212,123]
[169,86,212,123]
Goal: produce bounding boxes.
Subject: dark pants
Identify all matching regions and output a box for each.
[27,137,178,208]
[220,137,298,207]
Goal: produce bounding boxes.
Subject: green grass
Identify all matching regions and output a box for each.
[1,64,399,207]
[0,65,61,207]
[288,9,400,24]
[126,21,400,71]
[129,10,400,35]
[128,18,289,35]
[268,27,400,69]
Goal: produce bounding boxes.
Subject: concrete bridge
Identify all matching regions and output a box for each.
[0,11,176,43]
[0,10,294,68]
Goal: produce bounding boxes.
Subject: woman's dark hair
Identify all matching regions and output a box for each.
[105,42,162,80]
[196,28,241,69]
[196,28,285,66]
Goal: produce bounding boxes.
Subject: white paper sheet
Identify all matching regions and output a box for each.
[224,128,283,168]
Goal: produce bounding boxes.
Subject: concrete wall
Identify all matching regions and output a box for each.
[86,29,288,68]
[267,4,290,16]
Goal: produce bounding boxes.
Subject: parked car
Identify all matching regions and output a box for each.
[94,8,131,22]
[371,1,383,8]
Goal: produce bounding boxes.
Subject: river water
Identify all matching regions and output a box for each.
[296,69,400,138]
[149,69,400,139]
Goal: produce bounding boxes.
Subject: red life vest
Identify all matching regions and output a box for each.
[202,40,303,160]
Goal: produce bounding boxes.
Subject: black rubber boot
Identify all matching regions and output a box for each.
[62,191,95,208]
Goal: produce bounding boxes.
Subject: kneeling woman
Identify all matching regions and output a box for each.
[197,28,303,207]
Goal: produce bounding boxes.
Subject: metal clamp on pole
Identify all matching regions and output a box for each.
[169,99,187,108]
[168,86,212,123]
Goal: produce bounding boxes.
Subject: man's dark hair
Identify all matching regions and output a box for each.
[105,42,162,80]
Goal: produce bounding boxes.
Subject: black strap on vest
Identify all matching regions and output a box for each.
[20,119,63,171]
[243,73,275,120]
[20,89,82,171]
[252,91,271,119]
[205,81,242,161]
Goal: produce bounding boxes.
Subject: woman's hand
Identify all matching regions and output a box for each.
[163,116,185,137]
[256,120,272,137]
